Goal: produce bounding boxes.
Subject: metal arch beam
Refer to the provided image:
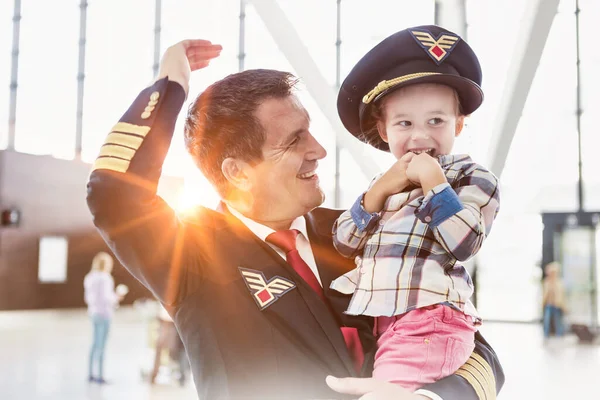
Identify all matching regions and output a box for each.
[486,0,559,177]
[434,0,467,39]
[247,0,379,179]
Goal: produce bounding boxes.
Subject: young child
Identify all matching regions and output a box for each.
[331,25,500,391]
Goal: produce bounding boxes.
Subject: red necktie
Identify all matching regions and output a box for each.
[266,229,364,374]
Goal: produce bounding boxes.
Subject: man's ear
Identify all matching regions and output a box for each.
[377,121,389,143]
[222,158,252,191]
[455,116,465,137]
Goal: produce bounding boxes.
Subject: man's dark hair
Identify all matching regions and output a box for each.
[184,69,299,198]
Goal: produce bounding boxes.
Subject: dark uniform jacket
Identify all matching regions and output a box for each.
[86,78,504,399]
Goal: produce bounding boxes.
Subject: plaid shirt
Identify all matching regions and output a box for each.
[330,154,500,318]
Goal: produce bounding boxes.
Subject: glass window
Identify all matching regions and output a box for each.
[81,0,154,162]
[476,213,544,321]
[581,111,600,210]
[339,0,434,206]
[579,0,600,210]
[501,7,578,212]
[14,0,79,158]
[470,0,579,320]
[38,236,69,284]
[275,0,338,86]
[160,0,240,207]
[241,3,345,207]
[465,0,527,160]
[341,0,435,82]
[161,0,239,182]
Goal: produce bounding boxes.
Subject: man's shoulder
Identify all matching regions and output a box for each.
[179,205,228,231]
[309,206,345,220]
[306,207,345,235]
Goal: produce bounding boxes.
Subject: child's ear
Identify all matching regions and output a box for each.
[455,116,465,137]
[377,121,389,143]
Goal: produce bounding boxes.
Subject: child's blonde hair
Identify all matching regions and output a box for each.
[545,261,560,275]
[91,251,113,273]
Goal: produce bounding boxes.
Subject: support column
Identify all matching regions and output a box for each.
[8,0,22,151]
[152,0,162,77]
[75,0,88,159]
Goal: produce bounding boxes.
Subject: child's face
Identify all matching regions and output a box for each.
[377,83,464,160]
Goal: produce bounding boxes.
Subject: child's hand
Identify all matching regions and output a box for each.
[363,152,415,213]
[406,153,447,194]
[379,152,416,194]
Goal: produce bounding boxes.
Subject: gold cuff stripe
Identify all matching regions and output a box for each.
[111,122,151,137]
[463,362,494,400]
[106,132,144,149]
[469,353,496,395]
[98,144,136,160]
[362,72,441,104]
[455,352,496,400]
[92,157,130,173]
[456,364,488,400]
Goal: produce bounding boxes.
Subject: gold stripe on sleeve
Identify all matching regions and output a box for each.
[455,363,488,400]
[468,352,496,396]
[456,354,497,400]
[105,132,144,149]
[92,157,130,173]
[98,144,136,160]
[111,122,151,137]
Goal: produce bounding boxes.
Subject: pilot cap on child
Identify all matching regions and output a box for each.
[338,24,483,152]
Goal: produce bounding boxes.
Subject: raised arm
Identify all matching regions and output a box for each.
[415,162,499,262]
[86,40,221,305]
[334,153,415,258]
[332,197,378,259]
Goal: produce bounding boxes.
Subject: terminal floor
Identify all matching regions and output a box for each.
[0,307,597,399]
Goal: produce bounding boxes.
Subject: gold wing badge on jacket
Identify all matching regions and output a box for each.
[410,30,460,64]
[239,267,296,310]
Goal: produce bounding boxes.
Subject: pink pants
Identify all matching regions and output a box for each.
[373,304,476,392]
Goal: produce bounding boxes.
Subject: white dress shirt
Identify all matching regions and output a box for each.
[226,205,323,286]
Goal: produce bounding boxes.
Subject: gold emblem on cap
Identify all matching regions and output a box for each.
[362,72,441,104]
[150,91,160,102]
[411,30,460,63]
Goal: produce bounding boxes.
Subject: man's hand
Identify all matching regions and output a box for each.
[325,376,429,399]
[363,152,415,213]
[405,153,447,195]
[156,39,222,97]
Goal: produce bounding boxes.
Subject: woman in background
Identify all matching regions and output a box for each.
[84,251,126,383]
